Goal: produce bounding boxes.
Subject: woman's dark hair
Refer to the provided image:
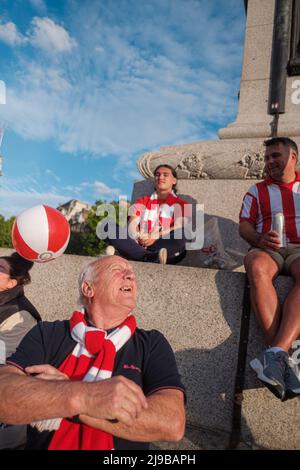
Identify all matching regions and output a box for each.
[153,164,178,194]
[2,252,33,286]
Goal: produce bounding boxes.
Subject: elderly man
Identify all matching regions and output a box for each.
[239,137,300,401]
[0,256,185,450]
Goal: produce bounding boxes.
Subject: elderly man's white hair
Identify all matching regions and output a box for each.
[78,257,103,306]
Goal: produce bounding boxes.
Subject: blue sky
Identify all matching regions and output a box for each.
[0,0,245,218]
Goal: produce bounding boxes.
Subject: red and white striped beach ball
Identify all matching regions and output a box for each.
[12,205,70,262]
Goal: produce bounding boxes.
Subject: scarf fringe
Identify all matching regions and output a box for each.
[31,417,62,432]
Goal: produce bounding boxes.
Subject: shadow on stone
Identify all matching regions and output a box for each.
[151,270,255,450]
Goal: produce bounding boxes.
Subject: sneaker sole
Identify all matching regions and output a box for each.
[250,358,285,400]
[264,382,285,400]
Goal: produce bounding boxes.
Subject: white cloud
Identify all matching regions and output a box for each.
[28,66,72,92]
[0,174,73,217]
[2,56,234,157]
[64,184,82,195]
[0,21,26,46]
[29,0,47,12]
[93,181,121,197]
[0,186,70,218]
[29,17,76,53]
[45,169,61,182]
[0,0,246,218]
[0,17,75,54]
[0,0,244,161]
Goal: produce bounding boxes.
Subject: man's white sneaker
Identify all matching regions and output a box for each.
[105,245,115,256]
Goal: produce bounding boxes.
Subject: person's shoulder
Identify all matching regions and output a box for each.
[135,327,164,337]
[256,178,269,188]
[134,194,151,205]
[0,311,30,329]
[0,311,37,336]
[24,319,72,361]
[134,328,170,347]
[12,310,37,328]
[40,319,69,326]
[31,319,70,338]
[176,195,190,206]
[244,180,267,197]
[6,319,71,369]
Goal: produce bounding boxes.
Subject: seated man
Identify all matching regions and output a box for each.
[104,165,190,265]
[239,136,300,401]
[0,256,185,450]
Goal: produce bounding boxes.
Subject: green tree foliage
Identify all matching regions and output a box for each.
[65,200,129,257]
[0,215,15,247]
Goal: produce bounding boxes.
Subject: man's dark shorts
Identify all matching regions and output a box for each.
[249,243,300,273]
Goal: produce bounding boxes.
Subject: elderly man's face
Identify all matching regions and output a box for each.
[93,256,137,313]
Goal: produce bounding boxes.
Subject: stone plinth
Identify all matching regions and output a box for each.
[219,0,300,140]
[137,137,300,183]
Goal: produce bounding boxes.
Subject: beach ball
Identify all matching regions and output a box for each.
[12,205,70,262]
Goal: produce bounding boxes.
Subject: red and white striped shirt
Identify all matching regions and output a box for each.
[239,172,300,243]
[132,192,190,234]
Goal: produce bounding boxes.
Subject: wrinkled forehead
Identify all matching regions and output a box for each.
[0,259,10,275]
[97,256,133,276]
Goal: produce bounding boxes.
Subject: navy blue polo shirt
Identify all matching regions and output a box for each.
[7,320,185,450]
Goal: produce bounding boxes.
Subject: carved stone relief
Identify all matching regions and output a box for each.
[238,151,265,179]
[137,147,266,180]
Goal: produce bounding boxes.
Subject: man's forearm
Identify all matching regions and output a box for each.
[239,221,262,248]
[0,368,148,426]
[79,390,185,442]
[0,369,82,424]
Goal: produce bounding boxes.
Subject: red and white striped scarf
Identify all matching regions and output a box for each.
[139,191,177,234]
[33,310,136,450]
